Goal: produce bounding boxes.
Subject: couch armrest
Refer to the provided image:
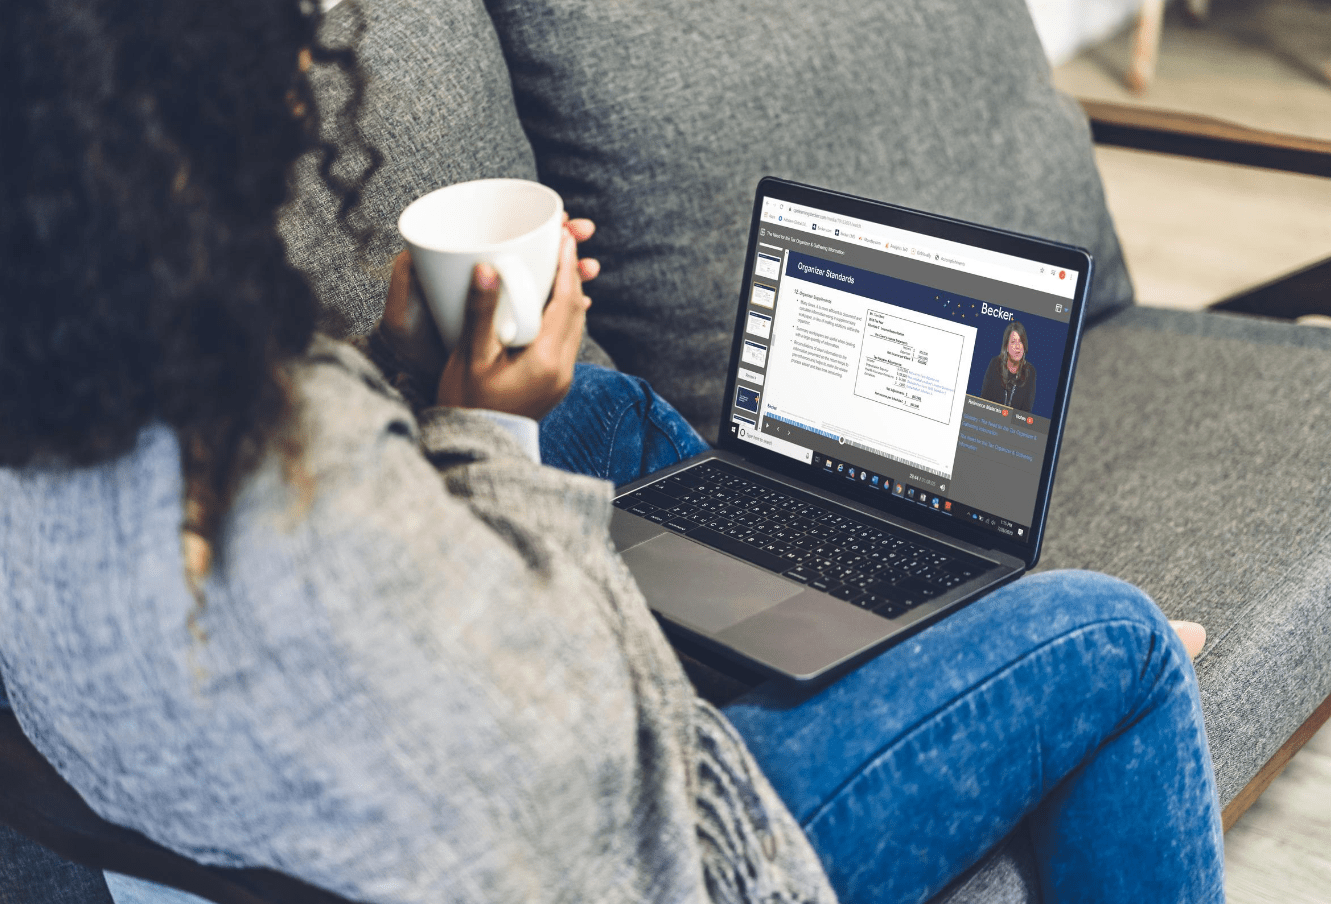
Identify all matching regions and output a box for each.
[1081,100,1331,178]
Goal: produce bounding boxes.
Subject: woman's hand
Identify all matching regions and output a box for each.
[379,218,599,420]
[380,251,449,383]
[436,228,592,420]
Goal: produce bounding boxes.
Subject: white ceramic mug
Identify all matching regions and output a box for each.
[397,179,564,349]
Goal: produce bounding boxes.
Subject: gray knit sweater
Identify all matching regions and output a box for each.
[0,337,835,904]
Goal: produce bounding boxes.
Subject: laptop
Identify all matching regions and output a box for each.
[611,177,1091,683]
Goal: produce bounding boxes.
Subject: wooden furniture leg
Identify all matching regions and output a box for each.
[1128,0,1166,94]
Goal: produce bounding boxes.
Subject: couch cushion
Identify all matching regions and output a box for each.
[279,0,539,338]
[0,824,116,904]
[483,0,1134,437]
[1039,306,1331,806]
[929,823,1039,904]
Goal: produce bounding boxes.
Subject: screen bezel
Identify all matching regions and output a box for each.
[716,177,1091,569]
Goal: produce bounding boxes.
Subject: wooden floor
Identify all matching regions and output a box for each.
[1054,2,1331,900]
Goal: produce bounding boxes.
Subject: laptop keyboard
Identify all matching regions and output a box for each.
[614,460,987,619]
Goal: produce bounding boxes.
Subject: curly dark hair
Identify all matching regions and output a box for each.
[0,0,380,551]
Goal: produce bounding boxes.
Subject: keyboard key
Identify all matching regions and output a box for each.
[685,526,788,573]
[897,592,927,609]
[784,565,816,583]
[898,577,943,600]
[653,482,688,500]
[636,487,679,509]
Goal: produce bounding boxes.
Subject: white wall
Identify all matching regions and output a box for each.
[1025,0,1143,65]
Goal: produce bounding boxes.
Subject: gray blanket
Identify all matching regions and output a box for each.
[0,338,834,904]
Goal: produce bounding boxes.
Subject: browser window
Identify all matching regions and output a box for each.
[729,194,1077,542]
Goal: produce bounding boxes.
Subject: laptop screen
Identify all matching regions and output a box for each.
[724,184,1085,551]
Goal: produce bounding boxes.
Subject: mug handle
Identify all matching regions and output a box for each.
[490,254,542,347]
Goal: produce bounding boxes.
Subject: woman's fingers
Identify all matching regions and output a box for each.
[462,262,504,366]
[542,234,589,350]
[381,251,447,377]
[519,233,587,396]
[562,217,598,281]
[566,217,595,243]
[387,250,413,310]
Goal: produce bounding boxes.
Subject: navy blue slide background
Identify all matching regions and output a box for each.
[785,251,1067,419]
[735,385,761,412]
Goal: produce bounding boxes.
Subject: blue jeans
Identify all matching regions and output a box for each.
[539,364,711,481]
[545,365,1225,904]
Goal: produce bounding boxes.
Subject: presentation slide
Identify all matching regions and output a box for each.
[760,261,976,477]
[750,283,775,309]
[755,252,782,281]
[741,339,768,368]
[735,385,761,413]
[746,309,773,339]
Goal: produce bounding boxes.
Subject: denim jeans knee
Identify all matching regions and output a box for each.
[539,364,708,484]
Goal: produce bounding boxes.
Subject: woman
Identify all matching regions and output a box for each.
[980,322,1038,412]
[0,2,1222,903]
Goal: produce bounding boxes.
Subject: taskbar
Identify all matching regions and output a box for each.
[808,450,1029,543]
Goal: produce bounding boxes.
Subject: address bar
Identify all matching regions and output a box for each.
[760,202,1077,297]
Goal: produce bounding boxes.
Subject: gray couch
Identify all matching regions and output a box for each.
[275,0,1331,901]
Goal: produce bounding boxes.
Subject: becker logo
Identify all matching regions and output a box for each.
[981,302,1014,320]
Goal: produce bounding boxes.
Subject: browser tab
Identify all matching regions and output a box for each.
[757,197,1077,299]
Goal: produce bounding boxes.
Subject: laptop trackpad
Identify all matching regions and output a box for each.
[620,533,803,635]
